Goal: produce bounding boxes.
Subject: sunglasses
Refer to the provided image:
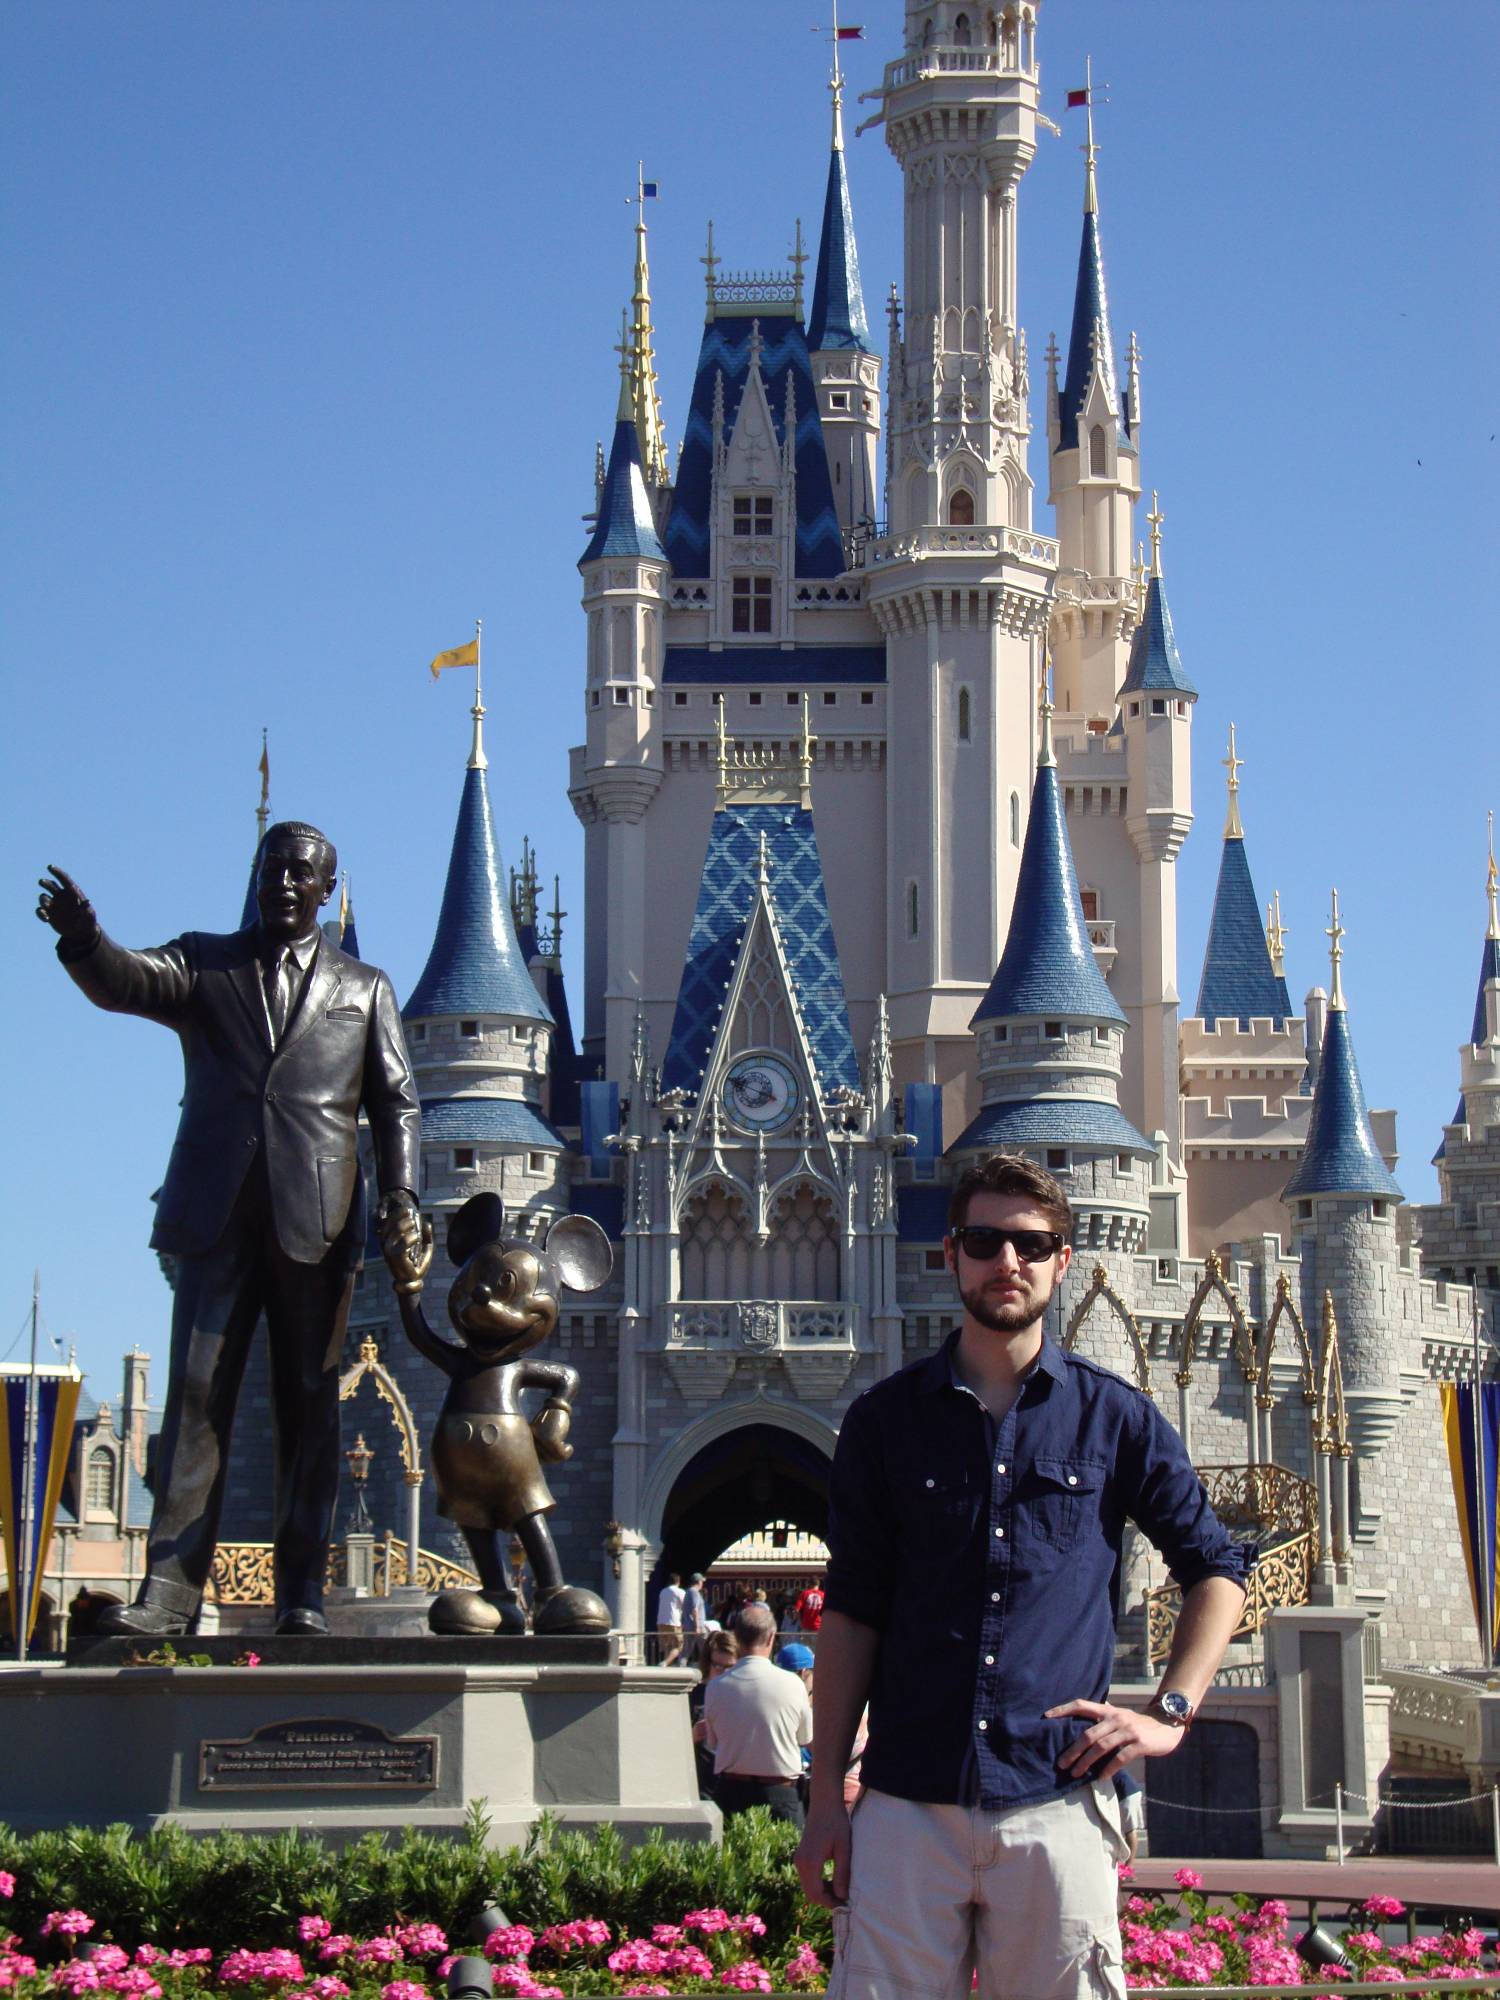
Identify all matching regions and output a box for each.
[949,1226,1066,1264]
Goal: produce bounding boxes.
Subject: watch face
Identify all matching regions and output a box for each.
[722,1053,801,1133]
[1157,1691,1192,1725]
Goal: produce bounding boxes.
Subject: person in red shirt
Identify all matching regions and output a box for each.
[794,1583,825,1632]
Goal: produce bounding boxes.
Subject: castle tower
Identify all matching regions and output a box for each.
[807,44,881,538]
[1283,893,1404,1480]
[867,0,1056,1130]
[1118,502,1194,1155]
[1195,726,1294,1030]
[954,688,1154,1257]
[1046,88,1141,726]
[1412,828,1500,1287]
[572,277,670,1084]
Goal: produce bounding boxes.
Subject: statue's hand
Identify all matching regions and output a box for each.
[37,865,97,944]
[532,1398,573,1463]
[379,1195,431,1294]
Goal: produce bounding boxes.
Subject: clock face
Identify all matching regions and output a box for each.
[722,1053,801,1133]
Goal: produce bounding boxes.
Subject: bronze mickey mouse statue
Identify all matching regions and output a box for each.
[382,1190,614,1636]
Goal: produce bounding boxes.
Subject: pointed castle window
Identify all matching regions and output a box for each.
[1089,425,1107,477]
[947,488,975,526]
[1010,791,1022,847]
[958,686,972,742]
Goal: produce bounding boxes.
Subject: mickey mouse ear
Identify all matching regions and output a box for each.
[543,1214,613,1293]
[447,1192,506,1267]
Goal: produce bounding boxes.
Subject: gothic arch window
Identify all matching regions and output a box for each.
[729,931,791,1053]
[86,1448,113,1513]
[1010,790,1022,847]
[922,16,935,48]
[770,1183,841,1300]
[1089,424,1107,477]
[953,12,973,45]
[907,880,920,938]
[957,685,972,742]
[947,488,975,526]
[680,1183,753,1300]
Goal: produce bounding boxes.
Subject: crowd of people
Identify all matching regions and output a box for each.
[651,1571,824,1668]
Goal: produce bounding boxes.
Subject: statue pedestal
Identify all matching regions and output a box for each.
[9,1643,716,1847]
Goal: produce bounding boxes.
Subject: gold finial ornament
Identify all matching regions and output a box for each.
[626,167,668,485]
[1147,491,1164,578]
[1326,888,1346,1010]
[1222,722,1245,839]
[1487,809,1498,942]
[1266,890,1288,976]
[1081,54,1099,216]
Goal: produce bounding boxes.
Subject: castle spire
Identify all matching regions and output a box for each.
[1118,506,1195,698]
[628,172,669,485]
[1283,895,1401,1202]
[1060,80,1124,443]
[1223,721,1244,840]
[808,8,871,354]
[404,686,552,1027]
[1195,728,1290,1029]
[1469,811,1500,1045]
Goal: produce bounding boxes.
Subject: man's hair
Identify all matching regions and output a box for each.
[689,1571,705,1586]
[701,1629,740,1676]
[947,1153,1072,1236]
[728,1601,777,1649]
[261,820,337,884]
[668,1572,681,1585]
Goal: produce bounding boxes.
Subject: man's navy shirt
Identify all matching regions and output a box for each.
[824,1331,1252,1809]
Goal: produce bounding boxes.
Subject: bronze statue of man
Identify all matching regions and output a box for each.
[37,823,421,1636]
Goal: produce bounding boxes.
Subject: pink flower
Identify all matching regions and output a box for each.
[236,1654,262,1668]
[534,1919,609,1956]
[290,1982,349,2000]
[648,1928,684,1947]
[52,1963,100,1993]
[0,1881,12,1903]
[718,1963,772,1993]
[480,1928,534,1963]
[297,1921,331,1946]
[728,1915,767,1938]
[1364,1966,1405,1982]
[785,1943,825,1989]
[163,1951,212,1971]
[316,1942,352,1964]
[391,1927,446,1960]
[1345,1933,1384,1955]
[1173,1868,1204,1891]
[1363,1897,1407,1919]
[219,1950,305,1987]
[87,1950,128,1974]
[0,1961,40,1991]
[606,1943,665,1977]
[1116,1862,1134,1879]
[353,1939,403,1967]
[682,1909,731,1936]
[42,1914,96,1940]
[102,1971,161,1999]
[379,1982,428,2000]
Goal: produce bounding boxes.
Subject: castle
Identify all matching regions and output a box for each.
[47,0,1497,1842]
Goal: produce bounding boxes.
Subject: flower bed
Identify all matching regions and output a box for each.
[2,1833,1499,1996]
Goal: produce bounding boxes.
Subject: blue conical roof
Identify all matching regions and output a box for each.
[580,417,665,566]
[808,142,870,353]
[340,910,361,960]
[1470,933,1500,1044]
[1120,573,1196,696]
[973,754,1126,1026]
[405,763,552,1024]
[1060,202,1127,443]
[1282,1004,1401,1201]
[1197,837,1290,1029]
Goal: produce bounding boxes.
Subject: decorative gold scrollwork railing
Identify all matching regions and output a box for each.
[208,1538,477,1605]
[1142,1461,1317,1667]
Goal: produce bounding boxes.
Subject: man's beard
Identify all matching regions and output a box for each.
[959,1278,1053,1335]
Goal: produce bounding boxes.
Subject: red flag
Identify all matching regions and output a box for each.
[837,25,865,39]
[1067,87,1089,108]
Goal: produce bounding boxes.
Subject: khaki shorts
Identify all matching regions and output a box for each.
[827,1781,1128,2000]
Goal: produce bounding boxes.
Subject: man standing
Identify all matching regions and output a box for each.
[681,1570,708,1663]
[36,825,420,1637]
[655,1571,686,1664]
[702,1601,814,1829]
[796,1155,1251,1999]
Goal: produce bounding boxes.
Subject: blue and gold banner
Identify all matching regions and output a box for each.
[1440,1380,1500,1657]
[0,1367,82,1645]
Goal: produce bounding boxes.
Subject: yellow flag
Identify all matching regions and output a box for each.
[430,640,479,678]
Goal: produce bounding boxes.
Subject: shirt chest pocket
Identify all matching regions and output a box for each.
[1022,1456,1106,1554]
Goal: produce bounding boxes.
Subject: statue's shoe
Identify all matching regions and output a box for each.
[429,1588,501,1635]
[479,1592,528,1635]
[532,1585,612,1636]
[274,1608,330,1636]
[97,1599,190,1637]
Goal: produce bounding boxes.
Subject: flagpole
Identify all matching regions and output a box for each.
[16,1271,38,1663]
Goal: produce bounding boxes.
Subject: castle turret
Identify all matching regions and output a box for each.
[1284,892,1403,1471]
[572,251,670,1081]
[954,690,1154,1256]
[1047,88,1141,725]
[1196,726,1294,1031]
[1119,502,1194,1154]
[807,48,880,539]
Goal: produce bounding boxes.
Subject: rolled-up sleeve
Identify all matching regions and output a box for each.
[823,1395,899,1632]
[1123,1396,1255,1594]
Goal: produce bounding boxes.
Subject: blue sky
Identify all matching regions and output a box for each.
[3,1,1494,1388]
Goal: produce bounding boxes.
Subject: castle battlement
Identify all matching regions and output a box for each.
[1182,1092,1312,1151]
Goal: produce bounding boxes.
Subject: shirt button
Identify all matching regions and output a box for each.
[977,1720,988,1732]
[1067,1474,1078,1486]
[996,1463,1006,1475]
[991,1591,1001,1603]
[925,1478,935,1488]
[994,1527,1005,1539]
[985,1655,996,1666]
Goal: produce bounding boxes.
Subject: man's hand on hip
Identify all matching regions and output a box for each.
[1047,1698,1185,1782]
[796,1797,852,1909]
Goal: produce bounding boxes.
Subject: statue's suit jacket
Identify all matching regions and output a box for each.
[61,925,421,1265]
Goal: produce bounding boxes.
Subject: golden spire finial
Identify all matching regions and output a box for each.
[1223,722,1245,839]
[614,306,633,422]
[1266,891,1287,976]
[1147,491,1164,578]
[1487,809,1498,942]
[1081,55,1099,216]
[338,873,350,934]
[829,0,848,152]
[1326,888,1346,1010]
[1038,651,1056,768]
[626,168,668,484]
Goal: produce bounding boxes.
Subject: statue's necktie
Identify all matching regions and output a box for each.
[264,947,294,1043]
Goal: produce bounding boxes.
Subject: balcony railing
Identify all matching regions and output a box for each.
[666,1300,858,1353]
[868,524,1060,569]
[1143,1463,1318,1667]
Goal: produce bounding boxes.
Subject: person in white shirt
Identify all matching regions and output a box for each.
[702,1602,814,1828]
[656,1572,686,1664]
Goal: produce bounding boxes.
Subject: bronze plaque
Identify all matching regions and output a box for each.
[199,1717,438,1791]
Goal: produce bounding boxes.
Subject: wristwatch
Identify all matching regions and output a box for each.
[1150,1690,1194,1730]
